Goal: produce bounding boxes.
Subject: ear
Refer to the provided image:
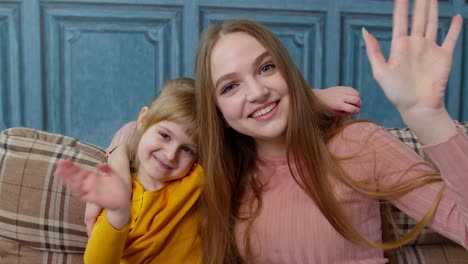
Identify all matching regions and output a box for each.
[136,106,149,133]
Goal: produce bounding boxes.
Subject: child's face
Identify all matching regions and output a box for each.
[210,31,290,152]
[137,120,197,190]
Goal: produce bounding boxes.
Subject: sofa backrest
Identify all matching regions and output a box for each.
[0,123,466,263]
[0,127,106,263]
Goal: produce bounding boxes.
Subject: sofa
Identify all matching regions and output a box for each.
[0,124,467,264]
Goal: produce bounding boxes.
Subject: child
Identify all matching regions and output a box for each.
[55,78,202,263]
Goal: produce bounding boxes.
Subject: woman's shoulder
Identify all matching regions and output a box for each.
[328,121,389,154]
[337,121,385,141]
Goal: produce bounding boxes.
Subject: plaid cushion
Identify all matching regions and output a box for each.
[0,236,84,264]
[0,127,106,259]
[385,122,468,263]
[387,122,468,166]
[386,244,468,264]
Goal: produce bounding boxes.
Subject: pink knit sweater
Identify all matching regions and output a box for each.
[234,122,468,263]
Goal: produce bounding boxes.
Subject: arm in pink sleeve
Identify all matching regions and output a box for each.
[106,121,137,155]
[370,125,468,248]
[368,124,468,248]
[422,128,468,221]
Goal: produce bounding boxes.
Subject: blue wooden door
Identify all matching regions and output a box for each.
[1,0,467,148]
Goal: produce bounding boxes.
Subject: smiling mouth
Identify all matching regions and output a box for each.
[250,101,278,118]
[153,154,173,170]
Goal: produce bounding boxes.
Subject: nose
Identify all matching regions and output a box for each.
[245,77,269,102]
[164,143,178,162]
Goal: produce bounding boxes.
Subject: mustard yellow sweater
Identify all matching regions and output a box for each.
[84,165,203,264]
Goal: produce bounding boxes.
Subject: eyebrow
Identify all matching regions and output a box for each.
[214,51,271,89]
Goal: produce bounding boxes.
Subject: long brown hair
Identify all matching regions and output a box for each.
[195,20,442,264]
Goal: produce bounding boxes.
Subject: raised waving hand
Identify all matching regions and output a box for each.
[363,0,463,144]
[55,160,131,230]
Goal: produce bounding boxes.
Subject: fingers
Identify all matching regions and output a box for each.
[441,14,463,53]
[346,95,362,108]
[411,0,430,36]
[324,87,361,114]
[342,94,362,114]
[362,28,387,79]
[393,0,439,41]
[55,160,82,183]
[393,0,409,38]
[340,104,361,115]
[55,160,97,198]
[336,86,360,97]
[96,163,113,174]
[55,159,76,175]
[425,0,438,41]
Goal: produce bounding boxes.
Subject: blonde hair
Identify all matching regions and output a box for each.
[128,78,198,164]
[195,19,442,264]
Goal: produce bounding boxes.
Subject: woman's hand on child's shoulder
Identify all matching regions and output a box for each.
[313,86,361,114]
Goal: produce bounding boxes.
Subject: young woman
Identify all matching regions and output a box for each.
[194,0,467,263]
[55,78,202,263]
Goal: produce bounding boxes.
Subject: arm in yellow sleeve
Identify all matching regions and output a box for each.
[84,211,130,264]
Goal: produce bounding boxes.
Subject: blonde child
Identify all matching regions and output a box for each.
[55,78,202,263]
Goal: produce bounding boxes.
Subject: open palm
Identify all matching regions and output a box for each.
[55,160,131,211]
[363,0,462,113]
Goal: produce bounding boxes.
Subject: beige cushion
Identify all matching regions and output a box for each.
[388,244,468,264]
[0,236,84,264]
[0,127,106,258]
[1,123,467,264]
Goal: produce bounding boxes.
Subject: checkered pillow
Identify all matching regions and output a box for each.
[384,122,468,263]
[387,122,468,166]
[386,122,468,242]
[0,127,106,255]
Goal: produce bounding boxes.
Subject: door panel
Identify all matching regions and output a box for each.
[41,3,182,145]
[0,2,21,129]
[1,0,467,147]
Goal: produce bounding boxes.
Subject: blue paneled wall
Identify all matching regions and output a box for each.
[1,0,467,147]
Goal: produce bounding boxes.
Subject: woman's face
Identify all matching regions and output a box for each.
[210,32,290,153]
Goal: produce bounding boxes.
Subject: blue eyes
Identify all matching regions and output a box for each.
[260,64,275,73]
[221,84,238,94]
[220,63,275,95]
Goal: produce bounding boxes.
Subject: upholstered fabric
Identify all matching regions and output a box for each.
[0,127,106,263]
[0,124,466,264]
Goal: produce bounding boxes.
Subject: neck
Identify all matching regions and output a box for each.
[136,168,166,191]
[255,136,286,157]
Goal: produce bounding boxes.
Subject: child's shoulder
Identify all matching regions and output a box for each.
[180,163,203,187]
